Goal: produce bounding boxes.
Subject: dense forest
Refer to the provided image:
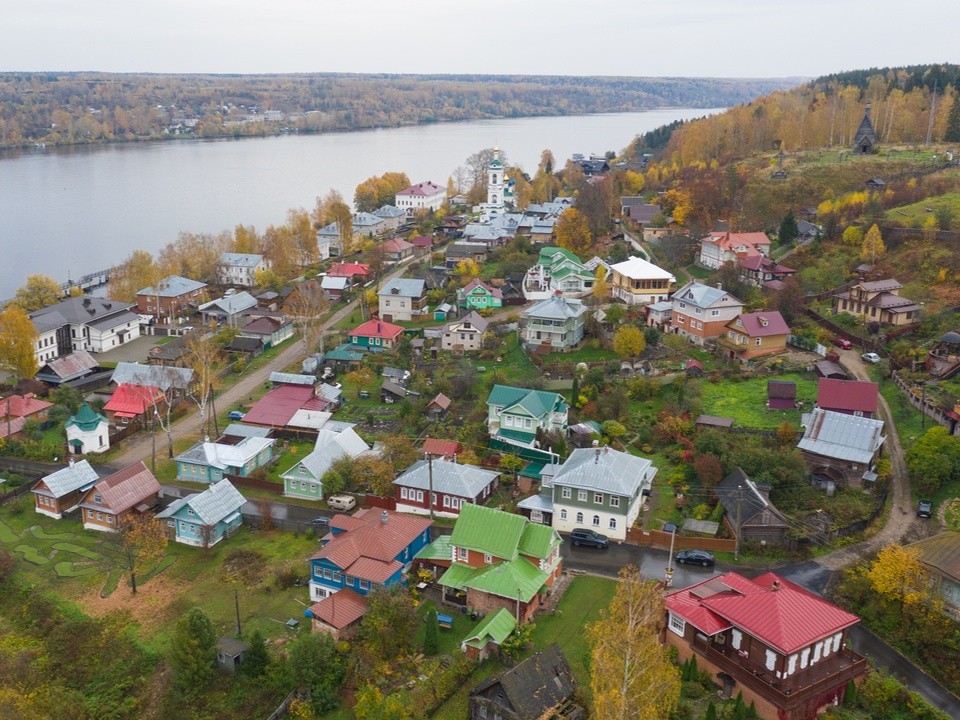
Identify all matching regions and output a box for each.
[636,64,960,167]
[0,72,798,149]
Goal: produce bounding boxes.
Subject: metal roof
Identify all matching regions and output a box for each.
[270,372,315,386]
[610,256,675,281]
[175,436,275,471]
[34,459,99,498]
[524,294,587,321]
[394,458,499,498]
[816,378,878,414]
[551,446,656,497]
[157,479,246,525]
[378,278,426,298]
[218,253,264,268]
[798,408,884,464]
[137,275,207,297]
[281,427,369,481]
[673,280,742,309]
[449,503,528,561]
[462,607,517,648]
[84,462,160,514]
[199,292,258,316]
[111,362,194,391]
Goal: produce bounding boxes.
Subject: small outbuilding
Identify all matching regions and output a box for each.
[216,636,249,673]
[767,380,796,410]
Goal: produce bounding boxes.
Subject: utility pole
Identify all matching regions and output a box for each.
[210,382,219,438]
[151,411,157,474]
[735,485,743,561]
[234,589,242,636]
[426,452,435,521]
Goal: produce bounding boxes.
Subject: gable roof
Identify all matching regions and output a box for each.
[242,316,290,337]
[307,588,369,630]
[111,362,194,391]
[422,438,462,459]
[445,311,489,334]
[673,280,743,310]
[610,256,675,282]
[798,408,885,464]
[242,384,322,427]
[666,571,859,654]
[729,311,790,337]
[38,350,99,381]
[381,237,414,253]
[461,279,502,298]
[137,275,207,297]
[816,378,879,414]
[30,297,136,331]
[767,380,796,400]
[525,294,587,321]
[349,319,405,340]
[270,371,315,386]
[175,436,275,470]
[34,459,100,498]
[906,531,960,583]
[157,479,246,525]
[487,385,567,419]
[103,383,162,416]
[397,180,444,197]
[470,644,576,718]
[0,394,53,419]
[282,427,369,480]
[378,278,426,298]
[428,393,451,411]
[219,253,263,268]
[551,446,656,497]
[199,292,258,316]
[84,462,160,514]
[714,468,789,531]
[327,262,371,277]
[450,503,527,560]
[395,458,499,498]
[462,607,517,649]
[701,231,771,251]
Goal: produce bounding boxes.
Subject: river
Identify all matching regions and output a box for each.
[0,108,719,298]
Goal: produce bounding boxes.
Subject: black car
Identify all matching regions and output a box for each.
[308,516,331,526]
[570,529,609,549]
[676,549,715,567]
[917,500,933,519]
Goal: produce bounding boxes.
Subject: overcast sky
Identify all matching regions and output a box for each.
[4,0,957,79]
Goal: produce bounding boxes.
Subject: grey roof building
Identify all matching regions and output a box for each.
[111,362,194,392]
[798,408,885,490]
[137,275,207,297]
[522,294,587,351]
[714,468,790,546]
[377,278,426,299]
[199,292,258,324]
[394,458,500,516]
[158,479,247,526]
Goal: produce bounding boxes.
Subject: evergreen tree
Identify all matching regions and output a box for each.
[778,211,799,247]
[844,678,859,706]
[423,608,439,655]
[169,607,217,692]
[240,629,269,678]
[704,700,718,720]
[946,91,960,143]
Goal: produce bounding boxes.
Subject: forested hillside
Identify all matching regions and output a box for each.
[637,64,960,167]
[0,72,799,148]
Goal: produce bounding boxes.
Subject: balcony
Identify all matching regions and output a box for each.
[692,637,867,710]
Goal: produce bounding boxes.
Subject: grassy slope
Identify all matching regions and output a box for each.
[698,373,818,429]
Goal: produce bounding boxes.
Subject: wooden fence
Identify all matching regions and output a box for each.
[891,372,955,433]
[627,527,737,553]
[224,474,284,495]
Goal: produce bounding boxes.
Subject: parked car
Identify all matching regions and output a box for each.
[228,410,245,420]
[861,352,881,364]
[308,516,331,526]
[832,337,853,350]
[676,549,715,567]
[327,494,356,512]
[570,528,609,549]
[917,500,933,519]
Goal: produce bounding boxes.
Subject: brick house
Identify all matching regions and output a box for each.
[136,275,208,323]
[419,503,562,622]
[78,461,161,532]
[665,572,866,720]
[671,281,745,346]
[832,279,919,326]
[393,458,500,518]
[395,180,446,215]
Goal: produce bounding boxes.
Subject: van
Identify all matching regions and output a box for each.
[327,494,356,512]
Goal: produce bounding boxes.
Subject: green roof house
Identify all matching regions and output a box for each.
[65,402,110,455]
[417,503,562,624]
[460,607,517,661]
[486,385,568,462]
[523,245,601,300]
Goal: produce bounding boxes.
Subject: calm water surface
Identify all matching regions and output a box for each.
[0,108,719,297]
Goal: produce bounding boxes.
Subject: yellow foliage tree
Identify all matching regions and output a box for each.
[867,544,928,611]
[554,208,592,256]
[593,265,610,301]
[0,305,39,380]
[613,325,646,359]
[861,224,886,263]
[455,259,481,282]
[621,170,645,196]
[841,225,863,247]
[13,274,62,312]
[108,249,161,303]
[587,565,680,720]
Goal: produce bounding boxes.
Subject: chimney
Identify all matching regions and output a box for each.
[68,458,75,467]
[716,282,722,290]
[592,439,599,448]
[381,510,389,525]
[595,446,601,464]
[771,580,781,591]
[604,446,609,455]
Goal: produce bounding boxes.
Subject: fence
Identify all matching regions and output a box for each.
[224,474,284,495]
[627,527,737,553]
[0,481,34,507]
[266,689,306,720]
[365,494,397,511]
[891,372,955,432]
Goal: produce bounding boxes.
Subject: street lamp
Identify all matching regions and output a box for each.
[664,522,677,587]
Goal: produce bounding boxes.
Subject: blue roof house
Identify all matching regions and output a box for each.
[175,436,275,483]
[157,479,247,547]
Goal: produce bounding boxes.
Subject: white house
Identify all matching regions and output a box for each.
[65,402,110,455]
[30,296,141,364]
[395,181,446,215]
[698,232,771,270]
[523,295,588,351]
[377,278,427,322]
[609,256,676,306]
[218,253,267,287]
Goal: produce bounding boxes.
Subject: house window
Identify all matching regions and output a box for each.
[592,515,600,526]
[668,613,686,636]
[577,490,587,502]
[107,515,113,524]
[594,492,603,504]
[416,490,424,502]
[711,309,719,316]
[755,337,762,346]
[731,629,742,649]
[442,496,450,508]
[575,512,583,523]
[765,649,777,671]
[677,316,685,324]
[559,509,567,520]
[96,512,103,521]
[679,302,686,309]
[299,465,306,475]
[323,569,332,579]
[359,579,370,590]
[484,553,492,564]
[610,496,620,508]
[505,415,513,427]
[561,488,571,499]
[609,518,617,530]
[458,547,468,561]
[524,418,532,429]
[332,571,341,583]
[94,493,102,504]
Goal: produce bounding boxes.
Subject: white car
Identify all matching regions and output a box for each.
[861,352,881,364]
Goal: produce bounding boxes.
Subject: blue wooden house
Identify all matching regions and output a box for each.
[156,479,247,547]
[175,436,275,483]
[307,508,433,603]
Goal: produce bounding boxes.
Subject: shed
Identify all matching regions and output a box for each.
[685,359,705,377]
[460,608,517,661]
[216,636,249,672]
[767,380,796,410]
[427,393,451,419]
[815,360,847,380]
[695,415,735,430]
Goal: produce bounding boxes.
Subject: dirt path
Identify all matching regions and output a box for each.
[110,266,410,468]
[815,351,916,571]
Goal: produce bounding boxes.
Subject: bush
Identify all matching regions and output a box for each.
[274,566,300,590]
[680,680,707,699]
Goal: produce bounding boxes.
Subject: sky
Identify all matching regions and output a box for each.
[4,0,958,79]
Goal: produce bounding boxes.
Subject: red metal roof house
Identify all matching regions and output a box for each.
[816,378,878,418]
[348,319,405,350]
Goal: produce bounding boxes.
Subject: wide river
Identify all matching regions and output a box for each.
[0,108,720,298]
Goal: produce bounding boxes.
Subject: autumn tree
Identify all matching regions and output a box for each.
[613,325,646,360]
[905,425,960,494]
[185,331,224,439]
[108,249,162,302]
[353,455,396,497]
[693,454,723,490]
[587,565,681,720]
[232,224,261,254]
[842,225,864,247]
[100,515,168,595]
[354,172,411,212]
[554,207,592,256]
[768,277,805,325]
[286,279,329,356]
[314,190,354,256]
[861,224,885,263]
[379,434,420,472]
[345,366,376,398]
[261,223,300,284]
[13,274,61,311]
[287,631,346,714]
[867,544,930,614]
[358,585,418,665]
[0,306,39,380]
[288,208,319,267]
[158,231,230,284]
[593,265,610,302]
[169,607,217,692]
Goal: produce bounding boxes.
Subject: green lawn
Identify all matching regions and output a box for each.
[698,373,818,429]
[877,378,925,451]
[541,344,618,365]
[886,192,960,227]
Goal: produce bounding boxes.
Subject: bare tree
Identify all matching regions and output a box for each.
[185,332,224,439]
[285,279,330,356]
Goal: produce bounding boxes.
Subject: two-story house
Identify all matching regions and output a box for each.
[698,231,771,270]
[32,459,100,519]
[832,279,919,326]
[457,279,502,311]
[198,291,258,326]
[218,253,267,287]
[111,362,194,399]
[522,446,656,541]
[609,256,676,306]
[395,180,446,215]
[373,205,406,232]
[136,275,208,323]
[665,572,866,720]
[721,311,790,362]
[78,461,161,532]
[671,281,745,346]
[816,378,878,418]
[307,508,432,602]
[30,296,141,364]
[238,316,294,349]
[486,385,568,462]
[522,294,587,351]
[347,318,405,350]
[157,479,247,547]
[798,408,885,491]
[394,458,500,518]
[441,311,489,353]
[175,436,275,483]
[737,256,796,289]
[377,278,427,322]
[445,242,488,271]
[280,426,369,501]
[906,531,960,619]
[419,503,562,622]
[523,246,597,299]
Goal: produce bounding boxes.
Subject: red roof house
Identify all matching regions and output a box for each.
[78,461,161,532]
[723,311,790,362]
[665,572,866,720]
[422,438,462,460]
[306,588,368,640]
[327,262,372,280]
[0,393,53,422]
[103,383,164,425]
[699,231,772,269]
[816,378,879,418]
[242,384,328,428]
[381,237,415,262]
[410,235,435,251]
[738,255,796,288]
[348,319,405,350]
[767,380,796,410]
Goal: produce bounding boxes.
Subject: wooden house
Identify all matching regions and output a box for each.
[32,460,100,519]
[78,462,161,532]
